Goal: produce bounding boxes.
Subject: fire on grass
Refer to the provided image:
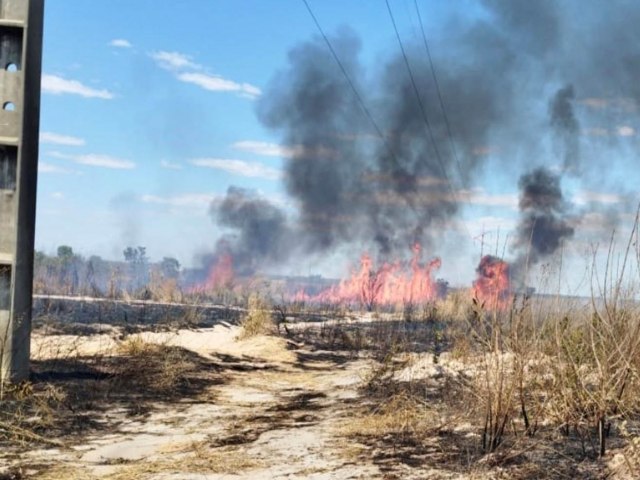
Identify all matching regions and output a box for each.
[192,245,513,311]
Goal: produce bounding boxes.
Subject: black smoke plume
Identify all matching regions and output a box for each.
[255,23,515,259]
[512,167,575,281]
[209,186,294,276]
[201,1,638,279]
[550,85,580,174]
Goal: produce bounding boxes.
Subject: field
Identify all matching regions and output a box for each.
[2,286,640,480]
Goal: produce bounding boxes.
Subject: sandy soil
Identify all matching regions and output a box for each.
[2,319,631,479]
[3,324,386,479]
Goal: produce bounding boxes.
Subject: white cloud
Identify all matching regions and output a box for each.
[141,193,218,208]
[617,125,635,137]
[73,154,136,169]
[177,72,261,98]
[579,97,637,113]
[572,190,622,206]
[232,140,303,158]
[150,51,201,71]
[41,74,114,99]
[49,151,135,170]
[232,140,338,159]
[38,162,74,174]
[460,189,519,209]
[190,158,282,180]
[579,97,609,109]
[149,50,260,100]
[109,39,132,48]
[51,192,64,199]
[160,159,183,170]
[40,131,86,146]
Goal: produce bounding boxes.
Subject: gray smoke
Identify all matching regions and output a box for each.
[256,22,518,258]
[257,30,369,253]
[209,186,294,276]
[204,0,638,276]
[512,167,575,281]
[550,85,580,174]
[510,84,580,279]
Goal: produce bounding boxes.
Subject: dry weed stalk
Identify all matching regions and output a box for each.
[238,293,276,339]
[342,391,434,438]
[547,210,640,457]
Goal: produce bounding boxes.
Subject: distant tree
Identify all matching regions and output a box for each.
[84,255,108,296]
[57,245,73,259]
[56,245,79,294]
[34,250,47,267]
[123,246,147,264]
[123,246,149,290]
[160,257,180,279]
[436,278,449,298]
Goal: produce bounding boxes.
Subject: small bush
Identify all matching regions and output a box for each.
[115,337,197,394]
[238,293,275,339]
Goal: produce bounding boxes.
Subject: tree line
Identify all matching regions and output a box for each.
[34,245,182,299]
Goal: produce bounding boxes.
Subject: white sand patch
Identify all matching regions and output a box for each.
[82,433,201,463]
[394,353,467,382]
[31,333,120,359]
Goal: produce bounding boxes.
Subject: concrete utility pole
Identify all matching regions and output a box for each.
[0,0,44,383]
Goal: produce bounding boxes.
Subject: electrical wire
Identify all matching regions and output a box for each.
[385,0,474,240]
[300,0,404,173]
[413,0,465,188]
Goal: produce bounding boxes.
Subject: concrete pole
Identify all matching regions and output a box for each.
[0,0,44,383]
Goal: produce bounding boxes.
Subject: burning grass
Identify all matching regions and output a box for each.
[9,215,640,478]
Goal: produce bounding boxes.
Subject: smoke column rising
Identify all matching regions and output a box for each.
[200,1,639,283]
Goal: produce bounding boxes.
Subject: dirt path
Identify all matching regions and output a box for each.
[5,326,385,479]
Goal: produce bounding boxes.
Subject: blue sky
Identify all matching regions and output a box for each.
[36,1,640,292]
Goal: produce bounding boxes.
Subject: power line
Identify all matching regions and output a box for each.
[413,0,465,188]
[300,0,403,173]
[385,0,447,181]
[301,0,474,243]
[385,0,473,241]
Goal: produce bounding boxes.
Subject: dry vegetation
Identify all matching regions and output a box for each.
[34,443,263,480]
[4,223,640,478]
[0,332,220,451]
[237,292,276,339]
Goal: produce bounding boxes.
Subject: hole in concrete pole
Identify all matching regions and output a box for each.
[2,102,15,111]
[0,265,10,310]
[0,145,17,190]
[5,63,17,72]
[0,26,23,71]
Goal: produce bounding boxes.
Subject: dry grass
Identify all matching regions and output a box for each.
[103,443,263,479]
[0,331,217,453]
[11,215,640,478]
[0,381,66,446]
[31,443,262,480]
[111,336,206,395]
[238,293,276,339]
[341,392,436,438]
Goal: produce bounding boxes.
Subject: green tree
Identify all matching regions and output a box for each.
[56,245,78,293]
[123,246,149,290]
[57,245,73,259]
[160,257,180,279]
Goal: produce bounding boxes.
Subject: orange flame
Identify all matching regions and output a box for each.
[473,255,512,310]
[194,252,235,292]
[299,244,441,309]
